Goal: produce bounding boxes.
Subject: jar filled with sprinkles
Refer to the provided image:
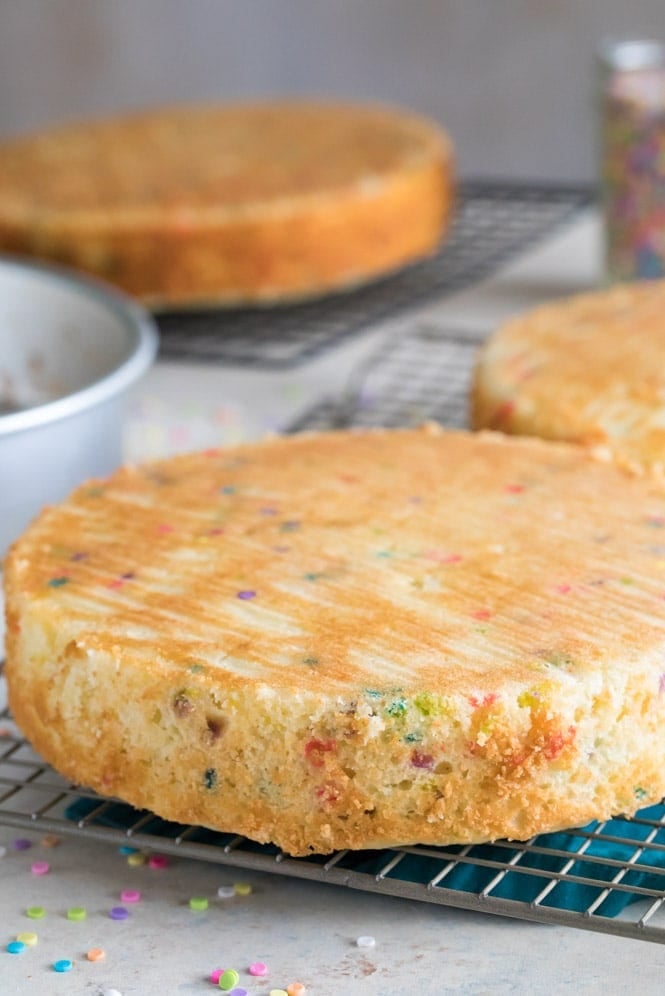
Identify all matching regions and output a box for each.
[599,38,665,281]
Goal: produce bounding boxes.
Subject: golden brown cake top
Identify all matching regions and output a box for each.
[7,426,665,699]
[0,101,452,223]
[473,281,665,467]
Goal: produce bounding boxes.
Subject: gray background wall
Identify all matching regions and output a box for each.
[1,1,664,182]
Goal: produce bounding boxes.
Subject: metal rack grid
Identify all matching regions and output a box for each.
[155,180,592,368]
[2,686,665,944]
[288,322,480,433]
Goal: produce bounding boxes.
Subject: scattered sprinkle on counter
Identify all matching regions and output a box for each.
[218,968,240,990]
[356,935,376,947]
[118,845,137,855]
[148,853,169,868]
[0,845,6,858]
[13,838,31,851]
[0,830,322,996]
[40,834,60,847]
[16,932,38,946]
[53,958,73,972]
[127,851,147,867]
[1,831,320,995]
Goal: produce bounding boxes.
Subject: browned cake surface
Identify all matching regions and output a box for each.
[6,426,665,854]
[0,102,454,306]
[472,280,665,469]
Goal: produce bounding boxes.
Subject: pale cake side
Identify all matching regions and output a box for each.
[472,280,665,469]
[6,426,665,855]
[0,102,454,307]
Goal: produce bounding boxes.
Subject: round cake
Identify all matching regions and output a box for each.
[5,426,665,855]
[0,101,454,307]
[472,280,665,469]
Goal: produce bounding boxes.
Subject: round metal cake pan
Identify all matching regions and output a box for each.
[0,256,158,558]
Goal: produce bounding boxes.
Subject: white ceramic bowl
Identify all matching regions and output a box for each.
[0,257,158,558]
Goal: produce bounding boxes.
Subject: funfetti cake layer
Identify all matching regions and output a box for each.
[5,426,665,855]
[472,280,665,470]
[0,101,454,307]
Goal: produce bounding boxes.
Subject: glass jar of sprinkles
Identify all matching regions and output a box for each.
[599,38,665,281]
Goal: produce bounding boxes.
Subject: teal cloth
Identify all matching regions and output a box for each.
[355,808,665,917]
[66,798,665,917]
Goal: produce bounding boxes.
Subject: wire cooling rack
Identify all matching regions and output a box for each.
[155,180,592,368]
[289,322,479,433]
